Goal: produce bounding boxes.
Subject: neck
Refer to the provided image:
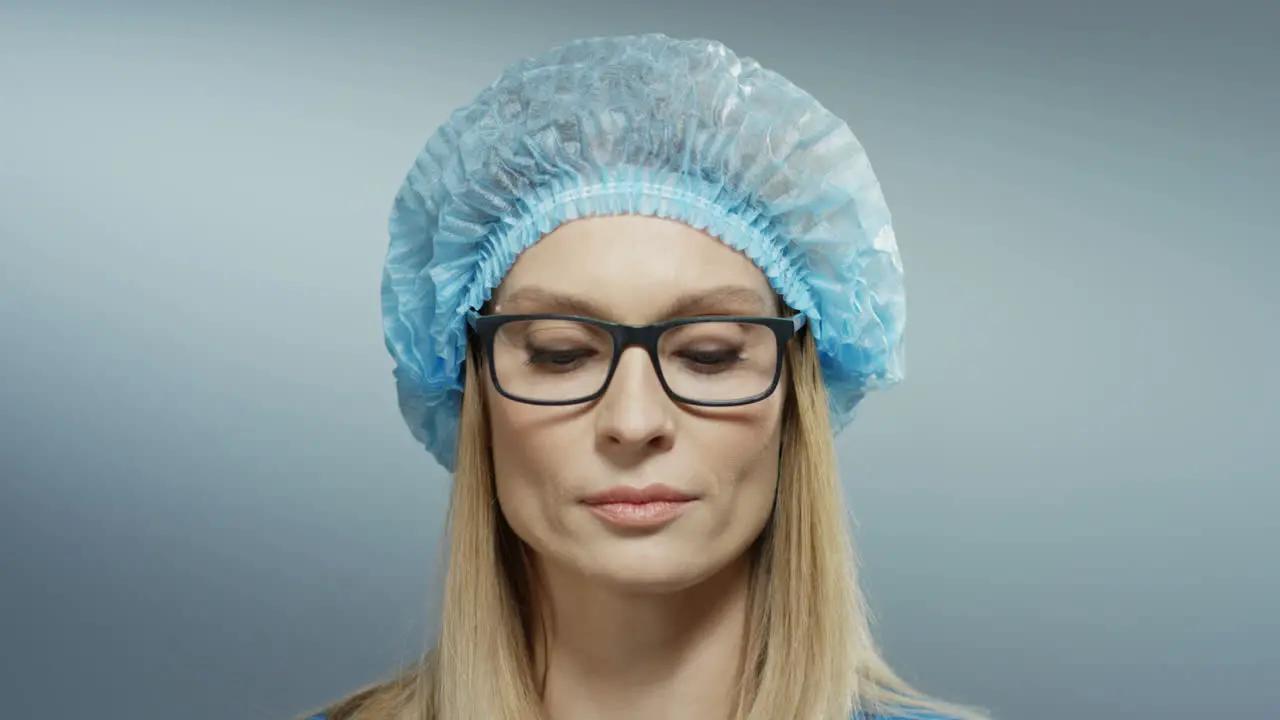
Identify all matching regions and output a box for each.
[530,553,754,720]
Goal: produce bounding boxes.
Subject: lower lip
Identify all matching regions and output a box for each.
[585,500,693,528]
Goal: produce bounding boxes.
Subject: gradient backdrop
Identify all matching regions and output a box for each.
[2,1,1277,718]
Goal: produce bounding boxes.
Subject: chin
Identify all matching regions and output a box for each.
[593,566,713,596]
[577,539,741,595]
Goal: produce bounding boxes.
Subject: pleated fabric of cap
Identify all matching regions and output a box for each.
[382,33,905,471]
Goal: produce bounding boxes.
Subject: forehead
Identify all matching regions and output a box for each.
[493,215,778,321]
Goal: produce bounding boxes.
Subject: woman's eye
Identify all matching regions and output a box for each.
[677,348,742,369]
[528,347,595,367]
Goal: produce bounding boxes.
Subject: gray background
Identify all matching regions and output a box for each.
[2,1,1276,718]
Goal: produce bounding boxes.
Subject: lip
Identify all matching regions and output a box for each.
[581,484,699,530]
[581,484,698,505]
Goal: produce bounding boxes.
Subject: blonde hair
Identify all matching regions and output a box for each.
[308,332,990,720]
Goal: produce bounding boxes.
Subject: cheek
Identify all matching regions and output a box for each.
[489,394,582,476]
[487,394,581,545]
[690,397,785,536]
[717,414,783,526]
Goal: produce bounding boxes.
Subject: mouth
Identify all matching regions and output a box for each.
[580,484,699,529]
[581,483,698,505]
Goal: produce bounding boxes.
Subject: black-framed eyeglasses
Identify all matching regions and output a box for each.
[467,311,807,407]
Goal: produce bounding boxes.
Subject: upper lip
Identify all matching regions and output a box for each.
[581,484,698,505]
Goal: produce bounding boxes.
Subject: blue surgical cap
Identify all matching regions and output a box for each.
[382,34,905,471]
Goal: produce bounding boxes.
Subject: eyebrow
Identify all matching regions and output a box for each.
[494,285,778,319]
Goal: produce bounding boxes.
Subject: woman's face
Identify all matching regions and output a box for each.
[483,215,786,593]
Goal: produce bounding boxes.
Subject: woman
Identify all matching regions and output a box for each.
[307,34,990,720]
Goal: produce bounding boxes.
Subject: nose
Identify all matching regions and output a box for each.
[594,346,676,459]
